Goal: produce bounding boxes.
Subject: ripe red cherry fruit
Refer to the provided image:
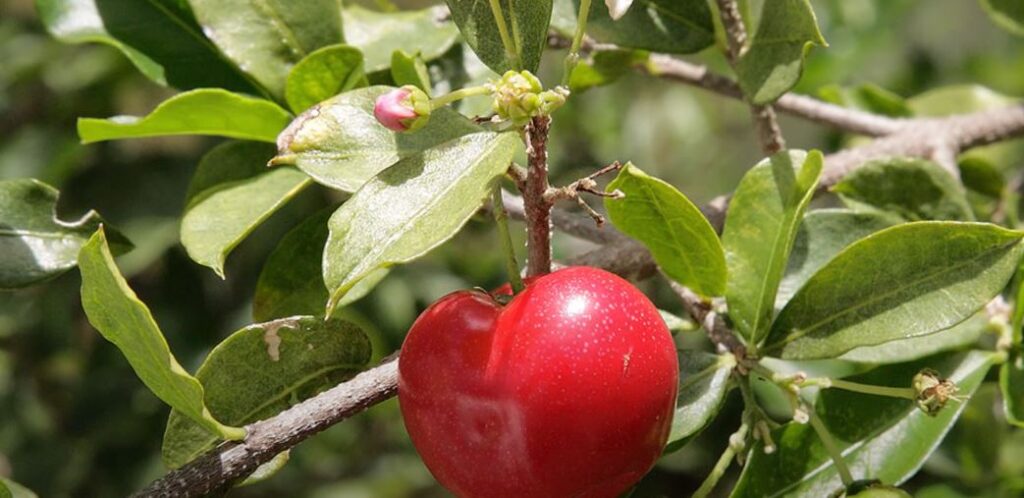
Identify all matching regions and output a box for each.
[398,266,679,497]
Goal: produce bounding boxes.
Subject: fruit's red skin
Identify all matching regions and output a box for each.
[398,266,679,498]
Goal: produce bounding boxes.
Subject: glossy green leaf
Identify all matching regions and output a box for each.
[323,132,520,315]
[162,315,370,468]
[446,0,552,73]
[0,478,36,498]
[285,44,368,114]
[78,89,292,144]
[344,6,460,73]
[0,179,131,289]
[180,142,310,277]
[833,158,974,222]
[568,49,649,94]
[723,150,823,344]
[579,0,715,54]
[78,228,244,441]
[186,0,342,97]
[1002,352,1024,427]
[605,163,726,297]
[777,209,897,309]
[735,0,826,105]
[272,86,483,192]
[35,0,259,92]
[840,313,989,364]
[665,352,734,453]
[766,222,1024,360]
[253,208,387,322]
[732,351,993,498]
[391,50,432,92]
[980,0,1024,36]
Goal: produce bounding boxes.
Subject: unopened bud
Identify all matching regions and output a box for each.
[492,70,569,125]
[792,406,809,424]
[913,368,958,416]
[373,85,431,132]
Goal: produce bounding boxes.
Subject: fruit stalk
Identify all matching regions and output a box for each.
[523,115,553,277]
[491,184,525,293]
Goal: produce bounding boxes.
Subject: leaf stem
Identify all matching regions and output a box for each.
[807,406,855,487]
[825,378,917,400]
[693,422,748,498]
[492,184,525,293]
[429,85,493,110]
[487,0,521,69]
[562,0,593,86]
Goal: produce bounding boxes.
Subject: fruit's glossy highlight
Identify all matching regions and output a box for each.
[398,266,679,497]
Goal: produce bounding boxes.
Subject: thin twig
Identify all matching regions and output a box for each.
[715,0,786,155]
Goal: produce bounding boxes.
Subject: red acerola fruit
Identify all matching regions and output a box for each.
[398,266,679,497]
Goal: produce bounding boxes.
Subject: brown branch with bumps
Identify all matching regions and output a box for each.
[132,45,1024,498]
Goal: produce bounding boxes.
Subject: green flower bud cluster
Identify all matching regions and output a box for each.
[491,70,570,125]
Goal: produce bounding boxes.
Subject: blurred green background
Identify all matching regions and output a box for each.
[2,0,1024,496]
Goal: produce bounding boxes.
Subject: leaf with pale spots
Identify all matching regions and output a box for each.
[162,316,371,469]
[605,163,726,298]
[323,131,521,316]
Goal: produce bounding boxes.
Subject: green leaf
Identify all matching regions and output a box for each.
[568,49,649,94]
[839,313,989,364]
[78,228,244,441]
[344,6,460,73]
[1001,354,1024,427]
[604,163,726,297]
[181,141,311,277]
[980,0,1024,36]
[665,352,734,453]
[765,222,1024,360]
[391,50,433,92]
[723,150,823,344]
[659,310,696,334]
[253,208,387,322]
[907,84,1018,117]
[735,0,826,105]
[78,89,291,144]
[285,44,368,114]
[0,478,37,498]
[777,209,898,309]
[35,0,260,92]
[0,179,131,289]
[817,83,911,118]
[272,86,483,192]
[731,351,993,498]
[186,0,342,97]
[958,156,1006,199]
[579,0,715,54]
[323,132,521,315]
[446,0,552,73]
[162,315,370,468]
[833,158,974,222]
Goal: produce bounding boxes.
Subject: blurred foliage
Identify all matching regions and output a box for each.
[2,0,1024,496]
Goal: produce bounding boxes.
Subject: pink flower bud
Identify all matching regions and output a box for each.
[373,86,430,132]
